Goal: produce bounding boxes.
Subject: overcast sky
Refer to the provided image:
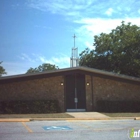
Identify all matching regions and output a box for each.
[1,0,140,76]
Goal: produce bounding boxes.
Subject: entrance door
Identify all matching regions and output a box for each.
[65,73,86,112]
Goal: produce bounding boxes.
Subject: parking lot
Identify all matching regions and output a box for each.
[0,119,140,140]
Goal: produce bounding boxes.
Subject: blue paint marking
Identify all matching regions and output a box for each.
[43,126,72,130]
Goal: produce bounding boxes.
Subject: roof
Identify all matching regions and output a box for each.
[0,66,140,83]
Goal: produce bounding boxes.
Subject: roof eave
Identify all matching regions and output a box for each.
[0,66,140,83]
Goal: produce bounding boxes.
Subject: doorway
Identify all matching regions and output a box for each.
[65,73,86,112]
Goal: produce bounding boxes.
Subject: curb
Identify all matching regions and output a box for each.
[30,117,136,121]
[0,117,138,122]
[30,118,110,121]
[0,118,31,122]
[134,117,140,120]
[0,118,110,122]
[111,117,136,120]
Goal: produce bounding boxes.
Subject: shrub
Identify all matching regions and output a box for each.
[96,100,140,112]
[0,100,61,114]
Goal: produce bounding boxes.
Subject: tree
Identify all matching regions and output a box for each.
[0,61,7,76]
[26,63,59,74]
[79,21,140,77]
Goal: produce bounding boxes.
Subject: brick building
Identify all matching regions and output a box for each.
[0,66,140,112]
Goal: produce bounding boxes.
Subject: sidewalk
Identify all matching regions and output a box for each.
[66,112,110,119]
[0,112,138,122]
[31,112,111,121]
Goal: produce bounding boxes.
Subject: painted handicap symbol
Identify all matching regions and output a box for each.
[43,126,72,130]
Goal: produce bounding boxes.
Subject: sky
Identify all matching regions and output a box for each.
[0,0,140,76]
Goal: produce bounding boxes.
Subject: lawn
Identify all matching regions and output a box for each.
[0,113,74,118]
[103,113,140,117]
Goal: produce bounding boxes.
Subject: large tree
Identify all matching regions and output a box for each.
[0,62,7,76]
[79,21,140,77]
[26,63,59,74]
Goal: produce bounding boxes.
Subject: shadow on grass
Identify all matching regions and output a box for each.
[0,113,74,118]
[102,113,140,117]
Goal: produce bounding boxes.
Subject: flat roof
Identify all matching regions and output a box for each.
[0,66,140,83]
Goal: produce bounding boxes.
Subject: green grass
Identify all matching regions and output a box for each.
[1,112,140,118]
[103,113,140,117]
[0,113,74,118]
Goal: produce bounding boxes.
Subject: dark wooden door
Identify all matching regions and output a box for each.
[65,73,86,111]
[76,74,86,109]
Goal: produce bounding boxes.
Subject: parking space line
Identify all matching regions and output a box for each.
[21,122,33,133]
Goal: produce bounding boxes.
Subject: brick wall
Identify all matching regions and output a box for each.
[0,73,140,112]
[85,75,140,112]
[93,76,140,112]
[0,76,65,112]
[85,75,92,111]
[93,76,140,101]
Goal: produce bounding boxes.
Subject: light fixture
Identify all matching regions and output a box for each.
[60,82,64,86]
[86,82,89,86]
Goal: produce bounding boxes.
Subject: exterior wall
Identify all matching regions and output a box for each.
[0,72,140,112]
[93,76,140,101]
[85,75,92,111]
[85,75,140,112]
[93,76,140,111]
[0,76,65,112]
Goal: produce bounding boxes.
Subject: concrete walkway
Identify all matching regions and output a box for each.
[66,112,110,119]
[0,112,138,122]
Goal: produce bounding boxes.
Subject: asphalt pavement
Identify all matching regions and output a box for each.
[0,119,140,140]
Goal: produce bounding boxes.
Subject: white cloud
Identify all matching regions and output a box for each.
[2,62,31,76]
[27,0,140,23]
[27,1,140,53]
[105,8,114,16]
[19,53,70,69]
[85,42,94,50]
[27,0,97,19]
[18,53,36,62]
[77,17,140,33]
[38,54,70,68]
[75,18,122,35]
[74,18,140,50]
[3,53,70,76]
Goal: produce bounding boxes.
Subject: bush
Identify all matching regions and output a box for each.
[0,100,61,114]
[96,100,140,112]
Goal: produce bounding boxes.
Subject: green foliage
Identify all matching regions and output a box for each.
[0,61,7,76]
[26,63,59,74]
[0,100,61,114]
[97,100,140,112]
[79,21,140,77]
